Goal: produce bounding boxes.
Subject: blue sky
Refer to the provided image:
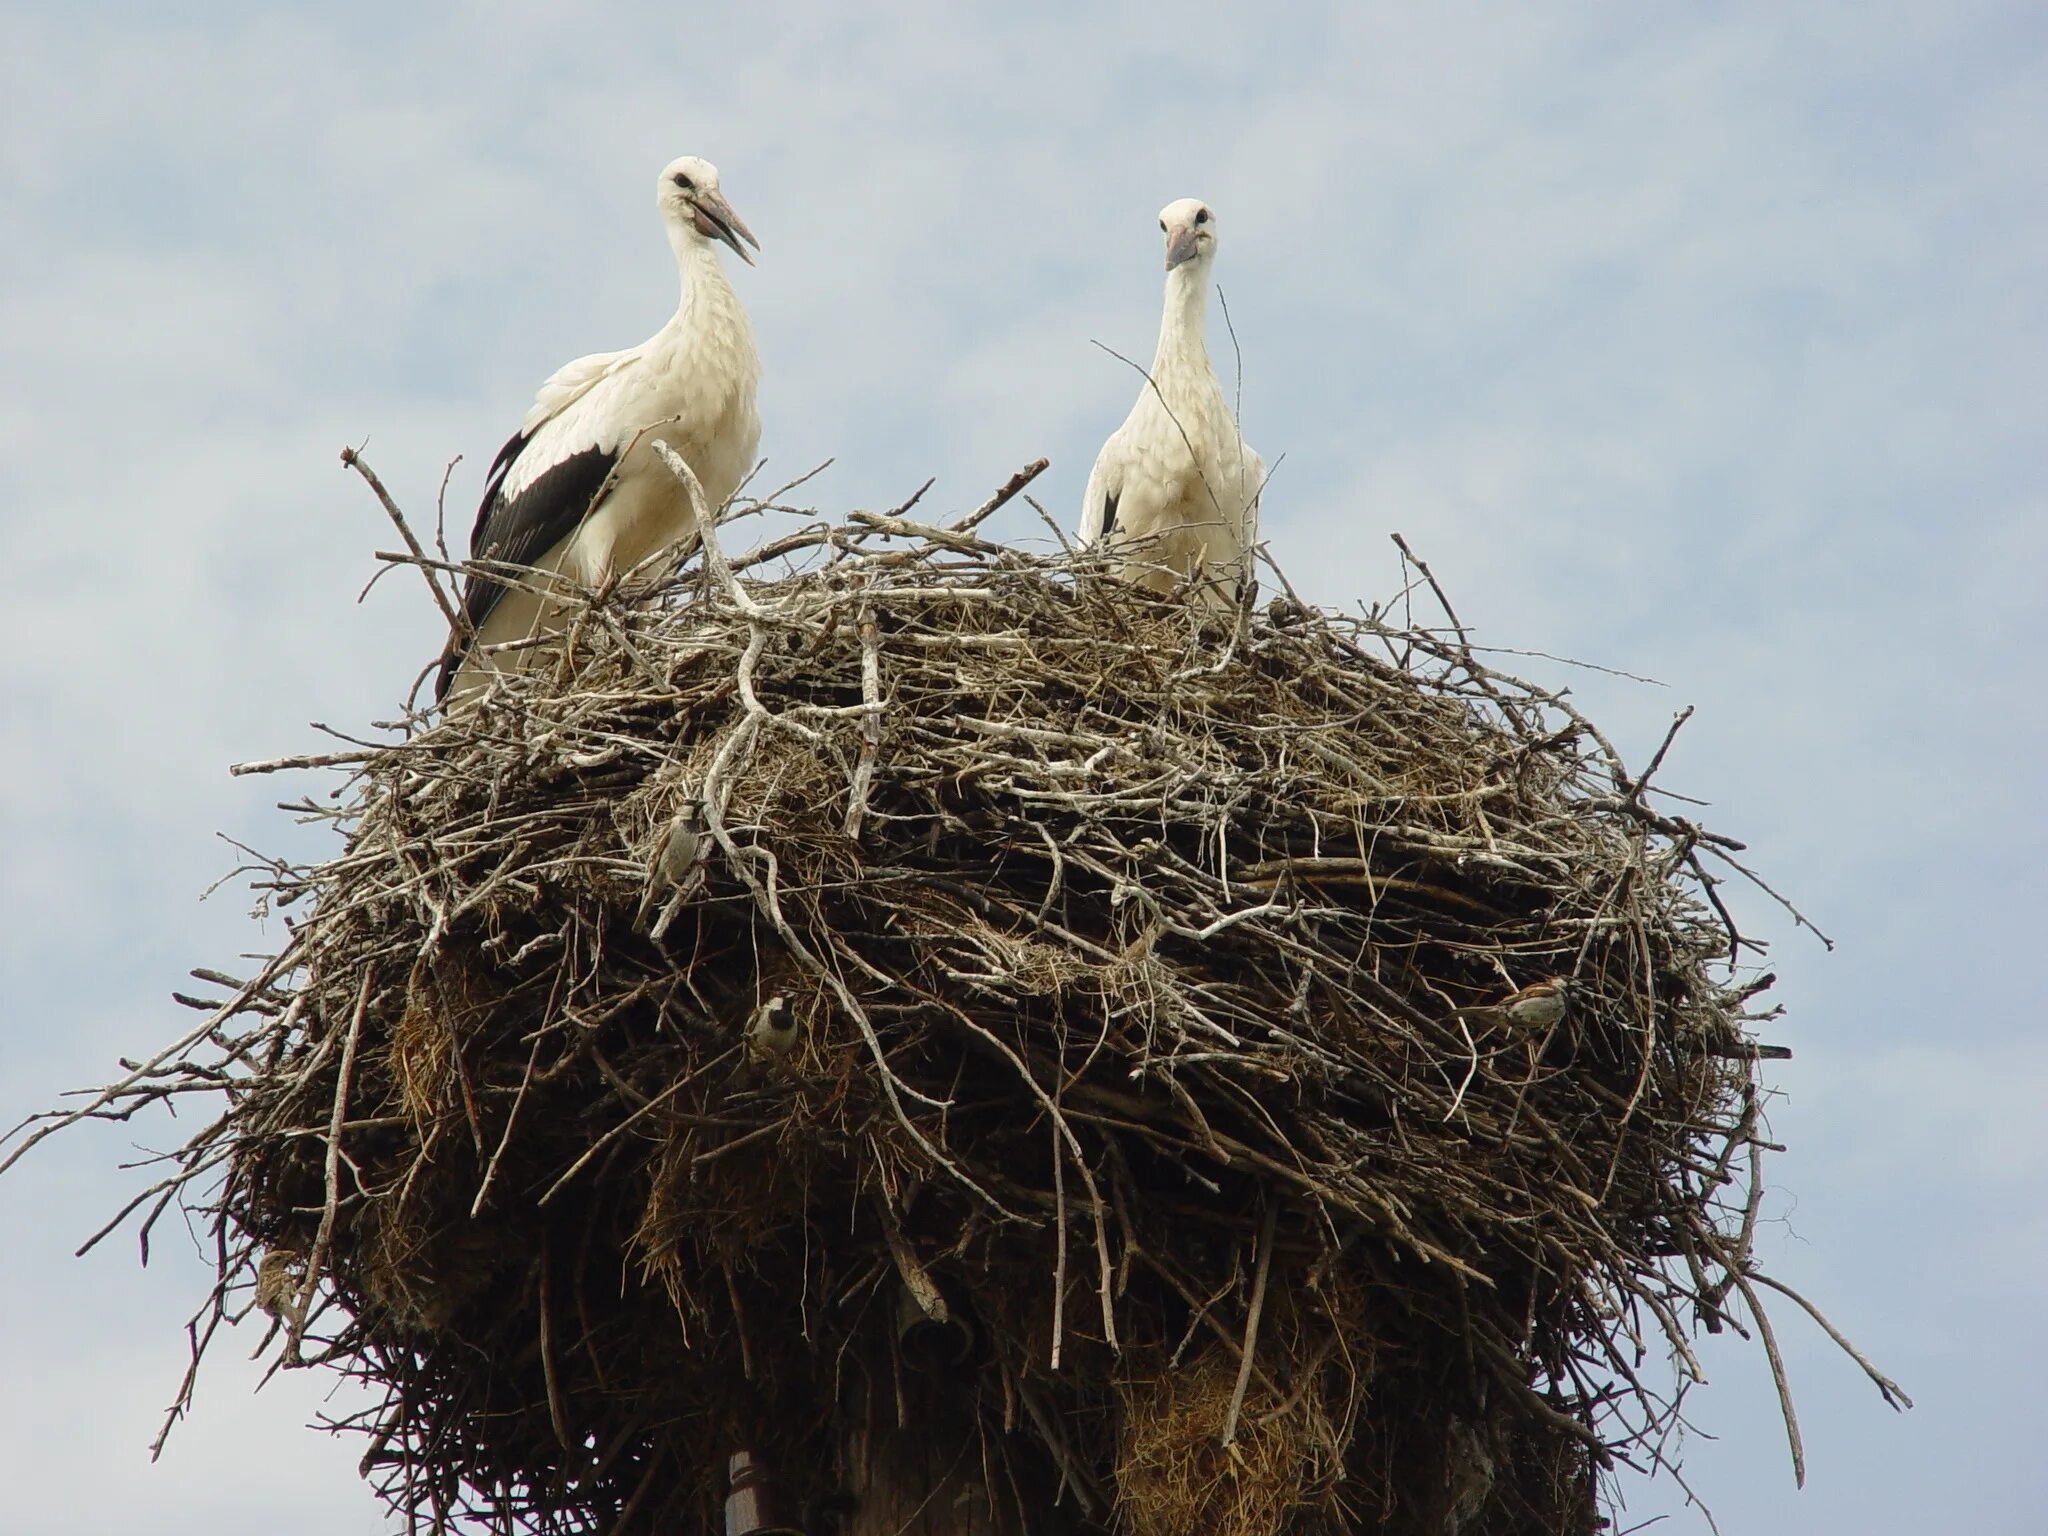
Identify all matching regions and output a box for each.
[2,3,2043,1531]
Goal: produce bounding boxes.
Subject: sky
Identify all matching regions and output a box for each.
[1,2,2043,1531]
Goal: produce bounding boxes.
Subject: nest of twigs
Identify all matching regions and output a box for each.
[10,460,1905,1535]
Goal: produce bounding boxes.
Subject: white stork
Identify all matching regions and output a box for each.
[437,155,762,701]
[1079,197,1264,611]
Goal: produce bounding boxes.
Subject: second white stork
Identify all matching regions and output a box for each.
[1079,197,1265,611]
[437,155,763,701]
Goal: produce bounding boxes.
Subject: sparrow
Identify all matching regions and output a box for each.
[253,1248,307,1326]
[745,994,799,1063]
[636,802,705,931]
[1454,977,1569,1030]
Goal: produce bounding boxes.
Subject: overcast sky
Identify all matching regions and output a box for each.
[2,3,2043,1532]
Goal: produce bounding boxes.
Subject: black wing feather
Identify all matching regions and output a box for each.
[465,428,532,554]
[1099,489,1121,542]
[436,437,619,699]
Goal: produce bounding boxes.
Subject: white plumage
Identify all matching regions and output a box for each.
[439,155,762,701]
[1079,197,1264,611]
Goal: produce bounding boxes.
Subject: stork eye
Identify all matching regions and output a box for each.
[1194,208,1210,225]
[672,172,695,191]
[1159,219,1167,231]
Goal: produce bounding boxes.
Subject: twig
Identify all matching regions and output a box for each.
[230,749,379,777]
[1220,1200,1278,1446]
[1091,340,1225,520]
[1733,1271,1805,1486]
[434,454,462,566]
[1629,705,1695,803]
[289,969,369,1352]
[1390,532,1473,653]
[947,457,1050,535]
[538,1247,571,1450]
[341,446,464,636]
[1746,1272,1912,1410]
[843,593,883,840]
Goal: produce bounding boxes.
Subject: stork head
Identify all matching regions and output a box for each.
[1158,197,1217,272]
[657,156,760,266]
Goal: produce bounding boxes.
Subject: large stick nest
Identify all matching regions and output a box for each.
[18,470,1889,1535]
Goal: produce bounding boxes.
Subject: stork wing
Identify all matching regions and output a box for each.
[461,347,639,557]
[519,347,636,436]
[437,444,618,698]
[1078,430,1129,547]
[466,439,620,577]
[438,349,642,698]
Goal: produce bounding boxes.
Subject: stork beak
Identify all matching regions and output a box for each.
[1164,223,1200,271]
[693,192,760,266]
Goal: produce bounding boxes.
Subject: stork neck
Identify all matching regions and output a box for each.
[1153,263,1212,380]
[667,230,742,322]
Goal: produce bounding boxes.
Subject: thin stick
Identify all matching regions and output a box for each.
[1221,1200,1278,1446]
[1092,340,1224,518]
[1734,1271,1805,1487]
[289,969,369,1351]
[230,749,378,777]
[341,446,464,636]
[1629,705,1696,802]
[1390,532,1472,650]
[472,1027,546,1217]
[539,1248,570,1449]
[1050,1114,1068,1372]
[843,593,883,839]
[1747,1272,1913,1409]
[434,454,463,566]
[948,457,1050,535]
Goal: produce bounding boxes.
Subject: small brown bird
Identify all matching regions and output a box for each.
[636,802,705,931]
[1455,977,1569,1030]
[745,994,798,1063]
[651,803,705,884]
